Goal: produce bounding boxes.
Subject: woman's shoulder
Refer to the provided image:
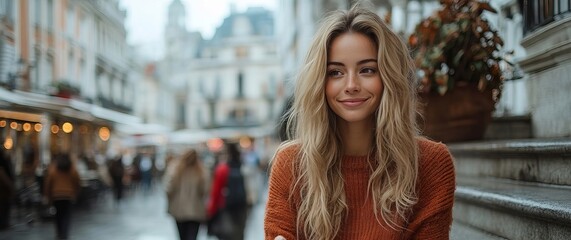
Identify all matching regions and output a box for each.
[416,137,454,176]
[275,141,301,158]
[417,137,451,158]
[271,141,301,173]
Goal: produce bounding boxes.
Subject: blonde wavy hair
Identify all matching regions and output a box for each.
[280,4,419,240]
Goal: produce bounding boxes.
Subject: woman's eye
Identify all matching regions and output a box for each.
[328,70,343,77]
[361,68,377,74]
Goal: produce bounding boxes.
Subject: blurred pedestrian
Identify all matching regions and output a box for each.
[0,147,14,230]
[242,139,262,206]
[164,149,208,240]
[108,155,125,206]
[264,4,455,240]
[139,152,153,193]
[44,154,81,240]
[207,142,248,240]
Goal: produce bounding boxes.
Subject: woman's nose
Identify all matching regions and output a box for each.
[345,73,361,93]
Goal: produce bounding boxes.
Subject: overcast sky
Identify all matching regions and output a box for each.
[119,0,276,60]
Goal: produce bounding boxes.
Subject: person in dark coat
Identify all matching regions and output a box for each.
[0,147,14,230]
[108,156,125,206]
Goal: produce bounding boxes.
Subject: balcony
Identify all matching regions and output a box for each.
[97,94,132,114]
[523,0,571,34]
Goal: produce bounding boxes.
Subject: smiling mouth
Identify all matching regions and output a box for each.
[339,98,368,107]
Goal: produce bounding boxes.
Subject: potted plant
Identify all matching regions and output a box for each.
[49,80,81,99]
[408,0,508,142]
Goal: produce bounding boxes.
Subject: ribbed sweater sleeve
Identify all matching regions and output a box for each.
[406,140,456,239]
[264,145,299,240]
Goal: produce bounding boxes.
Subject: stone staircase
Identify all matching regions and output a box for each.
[484,115,532,140]
[449,138,571,240]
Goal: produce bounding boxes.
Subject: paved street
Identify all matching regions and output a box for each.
[0,185,267,240]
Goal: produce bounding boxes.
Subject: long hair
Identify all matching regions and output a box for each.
[226,142,242,168]
[173,149,205,184]
[281,4,419,239]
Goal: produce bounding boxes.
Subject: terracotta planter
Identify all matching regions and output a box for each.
[56,91,72,99]
[417,86,495,143]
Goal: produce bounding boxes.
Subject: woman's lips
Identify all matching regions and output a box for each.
[339,98,368,107]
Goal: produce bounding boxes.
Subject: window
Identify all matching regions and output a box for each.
[67,5,75,36]
[80,58,87,91]
[0,1,6,16]
[237,72,244,98]
[177,101,186,127]
[46,55,54,83]
[0,0,14,22]
[32,49,41,91]
[47,0,54,30]
[33,0,41,26]
[80,15,89,44]
[68,51,75,81]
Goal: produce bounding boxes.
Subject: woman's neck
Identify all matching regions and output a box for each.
[338,119,374,156]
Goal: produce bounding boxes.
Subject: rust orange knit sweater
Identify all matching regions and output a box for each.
[264,138,455,240]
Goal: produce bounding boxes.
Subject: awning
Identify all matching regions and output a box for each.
[114,122,172,135]
[0,88,142,126]
[168,124,277,145]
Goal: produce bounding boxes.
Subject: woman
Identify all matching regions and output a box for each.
[164,149,208,240]
[264,5,455,240]
[44,154,81,240]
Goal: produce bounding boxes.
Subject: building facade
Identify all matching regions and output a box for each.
[517,0,571,137]
[163,1,283,145]
[0,0,138,176]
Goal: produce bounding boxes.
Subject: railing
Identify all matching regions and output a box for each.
[97,94,132,113]
[523,0,571,34]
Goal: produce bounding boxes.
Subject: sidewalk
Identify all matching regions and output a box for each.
[0,185,267,240]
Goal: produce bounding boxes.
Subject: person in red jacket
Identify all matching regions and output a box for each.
[207,142,248,240]
[264,3,455,240]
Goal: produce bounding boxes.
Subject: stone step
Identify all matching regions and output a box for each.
[485,115,533,140]
[448,138,571,185]
[451,221,508,240]
[453,177,571,240]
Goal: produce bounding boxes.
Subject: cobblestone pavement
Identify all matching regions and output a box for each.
[0,185,266,240]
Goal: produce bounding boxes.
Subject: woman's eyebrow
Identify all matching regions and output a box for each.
[357,59,377,65]
[327,59,377,66]
[327,61,344,66]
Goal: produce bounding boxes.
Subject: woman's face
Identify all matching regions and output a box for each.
[325,32,383,125]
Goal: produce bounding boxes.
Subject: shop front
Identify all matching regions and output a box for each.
[1,88,141,213]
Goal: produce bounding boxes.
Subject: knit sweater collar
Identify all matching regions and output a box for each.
[341,155,374,170]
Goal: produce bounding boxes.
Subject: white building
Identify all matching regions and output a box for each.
[163,1,283,144]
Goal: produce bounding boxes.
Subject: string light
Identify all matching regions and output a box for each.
[34,123,43,132]
[239,136,252,149]
[62,122,73,133]
[51,125,59,134]
[99,127,110,141]
[3,136,13,150]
